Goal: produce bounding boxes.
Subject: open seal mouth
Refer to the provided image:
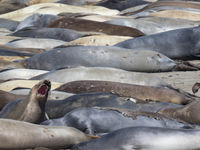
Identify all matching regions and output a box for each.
[37,80,51,95]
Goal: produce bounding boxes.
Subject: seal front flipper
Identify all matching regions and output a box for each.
[192,82,200,94]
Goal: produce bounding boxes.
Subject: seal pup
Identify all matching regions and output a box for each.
[72,126,200,150]
[159,100,200,125]
[115,26,200,59]
[41,107,194,135]
[0,119,97,149]
[55,80,192,105]
[0,80,51,123]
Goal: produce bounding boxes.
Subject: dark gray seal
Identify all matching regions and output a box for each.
[115,26,200,59]
[0,18,19,31]
[72,126,200,150]
[96,0,149,11]
[15,13,58,31]
[10,27,84,41]
[0,80,51,123]
[41,107,194,135]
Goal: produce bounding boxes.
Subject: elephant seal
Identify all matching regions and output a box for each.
[0,68,48,80]
[0,18,19,31]
[0,119,97,149]
[0,80,51,123]
[159,100,200,125]
[31,67,169,87]
[122,0,200,16]
[47,17,145,37]
[15,13,58,32]
[0,3,119,21]
[55,80,192,105]
[96,0,149,11]
[115,26,200,59]
[41,107,194,135]
[10,27,84,42]
[6,38,65,49]
[72,126,200,150]
[21,46,177,72]
[22,45,199,72]
[45,92,181,119]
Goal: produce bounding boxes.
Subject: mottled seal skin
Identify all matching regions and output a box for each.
[57,0,102,5]
[41,107,194,136]
[15,13,58,31]
[115,26,200,59]
[159,100,200,125]
[47,17,145,37]
[55,80,192,105]
[10,27,84,41]
[0,119,97,149]
[72,127,200,150]
[22,46,177,72]
[0,80,51,123]
[0,90,25,110]
[45,92,181,119]
[96,0,149,11]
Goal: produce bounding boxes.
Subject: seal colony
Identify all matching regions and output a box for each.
[0,0,200,149]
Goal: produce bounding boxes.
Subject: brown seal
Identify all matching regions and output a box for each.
[158,100,200,125]
[55,80,192,105]
[47,17,145,37]
[0,80,51,123]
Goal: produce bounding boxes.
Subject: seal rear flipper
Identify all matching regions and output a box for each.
[173,61,200,71]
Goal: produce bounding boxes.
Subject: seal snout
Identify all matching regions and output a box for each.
[37,80,51,95]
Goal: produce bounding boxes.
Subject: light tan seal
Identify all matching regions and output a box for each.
[0,80,51,123]
[0,119,97,149]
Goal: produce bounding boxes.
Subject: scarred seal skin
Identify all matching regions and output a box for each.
[0,80,51,123]
[41,107,195,135]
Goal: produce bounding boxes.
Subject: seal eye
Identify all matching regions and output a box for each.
[38,85,47,95]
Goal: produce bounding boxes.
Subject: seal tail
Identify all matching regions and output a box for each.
[86,134,100,139]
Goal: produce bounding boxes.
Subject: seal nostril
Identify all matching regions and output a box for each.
[44,80,51,87]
